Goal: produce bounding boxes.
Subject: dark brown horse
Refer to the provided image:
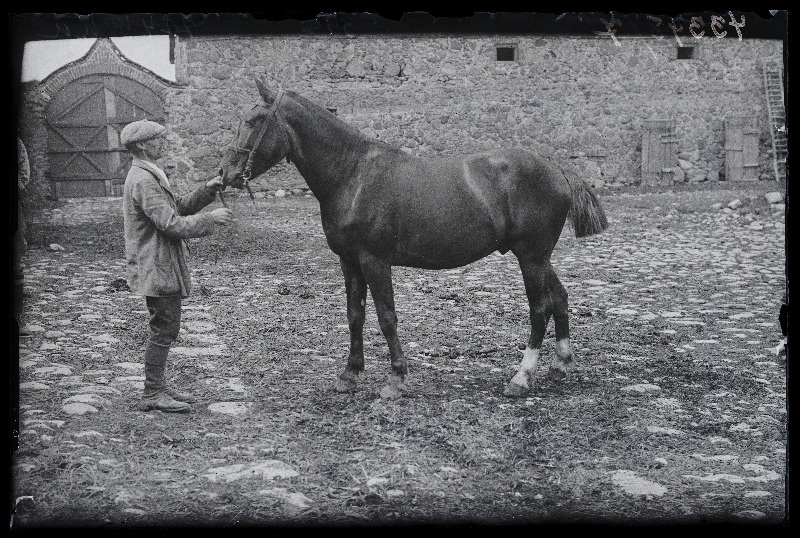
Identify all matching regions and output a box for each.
[218,78,608,399]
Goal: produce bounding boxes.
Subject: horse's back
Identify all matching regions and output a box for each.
[325,144,571,267]
[388,147,570,263]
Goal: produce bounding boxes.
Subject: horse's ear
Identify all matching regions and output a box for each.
[255,77,276,103]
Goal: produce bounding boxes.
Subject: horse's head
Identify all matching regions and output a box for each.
[218,77,290,189]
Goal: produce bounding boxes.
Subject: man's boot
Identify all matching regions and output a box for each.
[138,341,191,413]
[164,385,198,404]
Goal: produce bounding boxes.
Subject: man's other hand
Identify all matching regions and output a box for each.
[210,208,234,226]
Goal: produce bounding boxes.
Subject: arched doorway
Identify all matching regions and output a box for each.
[45,74,164,197]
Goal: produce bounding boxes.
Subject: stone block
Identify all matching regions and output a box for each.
[765,191,784,204]
[211,65,233,80]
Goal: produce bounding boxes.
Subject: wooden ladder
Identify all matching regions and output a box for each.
[762,59,787,181]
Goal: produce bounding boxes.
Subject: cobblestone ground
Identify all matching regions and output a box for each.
[12,190,787,526]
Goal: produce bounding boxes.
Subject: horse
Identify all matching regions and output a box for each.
[218,77,608,399]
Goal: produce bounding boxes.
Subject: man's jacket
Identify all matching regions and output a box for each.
[123,157,217,297]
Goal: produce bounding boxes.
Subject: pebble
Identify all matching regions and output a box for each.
[64,394,109,407]
[123,508,147,516]
[621,383,661,393]
[684,473,746,484]
[114,362,143,371]
[203,460,298,482]
[257,488,313,508]
[208,402,250,415]
[73,430,104,438]
[73,385,122,395]
[90,334,120,343]
[610,470,667,497]
[735,510,766,520]
[62,402,99,415]
[171,345,227,356]
[182,321,217,333]
[34,365,72,376]
[608,308,637,315]
[647,426,685,435]
[20,382,50,390]
[764,192,783,204]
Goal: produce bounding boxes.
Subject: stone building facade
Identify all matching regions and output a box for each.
[21,31,785,197]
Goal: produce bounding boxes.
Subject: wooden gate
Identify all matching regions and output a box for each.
[641,119,678,186]
[725,116,760,181]
[45,74,164,198]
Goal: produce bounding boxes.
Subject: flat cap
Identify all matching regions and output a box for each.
[120,119,166,146]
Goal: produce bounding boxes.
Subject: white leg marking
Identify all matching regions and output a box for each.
[555,338,572,362]
[510,346,540,388]
[550,338,572,382]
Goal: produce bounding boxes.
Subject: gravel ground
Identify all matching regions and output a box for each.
[12,185,787,527]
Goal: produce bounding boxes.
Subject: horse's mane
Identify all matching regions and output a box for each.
[286,91,406,156]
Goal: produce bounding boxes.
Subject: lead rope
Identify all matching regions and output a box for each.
[213,185,231,265]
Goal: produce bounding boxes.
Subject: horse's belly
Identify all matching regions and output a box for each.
[393,217,502,269]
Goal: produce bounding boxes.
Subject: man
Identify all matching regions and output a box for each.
[121,119,233,413]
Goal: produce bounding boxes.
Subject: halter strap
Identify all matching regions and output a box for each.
[243,89,285,180]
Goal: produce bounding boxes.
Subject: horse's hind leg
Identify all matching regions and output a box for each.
[504,254,552,397]
[548,267,574,382]
[334,257,367,392]
[358,251,407,400]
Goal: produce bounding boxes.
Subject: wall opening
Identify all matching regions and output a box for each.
[496,46,516,61]
[677,46,696,60]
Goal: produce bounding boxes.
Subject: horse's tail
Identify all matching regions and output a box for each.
[561,167,609,238]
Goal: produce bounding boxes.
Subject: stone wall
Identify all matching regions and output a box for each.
[163,33,783,194]
[20,33,784,198]
[18,82,52,205]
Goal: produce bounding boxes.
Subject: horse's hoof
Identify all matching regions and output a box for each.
[387,374,408,393]
[503,381,529,398]
[379,385,403,400]
[548,365,568,382]
[334,377,358,393]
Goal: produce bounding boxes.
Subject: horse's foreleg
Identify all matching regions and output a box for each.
[548,267,573,382]
[334,257,367,392]
[505,256,552,397]
[359,252,407,400]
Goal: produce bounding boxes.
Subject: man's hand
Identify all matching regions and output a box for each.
[206,176,225,189]
[210,208,234,226]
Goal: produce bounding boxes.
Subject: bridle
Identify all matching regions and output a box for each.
[228,89,286,184]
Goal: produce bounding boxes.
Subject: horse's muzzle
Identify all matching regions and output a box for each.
[219,166,245,189]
